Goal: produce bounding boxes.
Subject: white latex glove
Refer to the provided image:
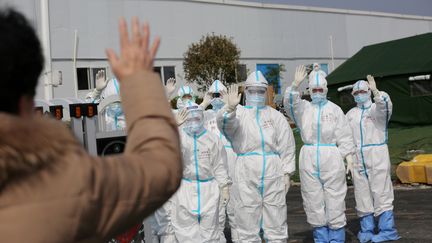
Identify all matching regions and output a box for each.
[345,154,354,176]
[95,70,109,92]
[367,74,380,97]
[200,92,212,109]
[284,174,291,194]
[224,84,241,113]
[221,185,230,205]
[165,78,176,99]
[293,65,307,88]
[175,108,189,126]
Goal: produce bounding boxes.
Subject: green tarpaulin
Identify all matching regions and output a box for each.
[326,33,432,126]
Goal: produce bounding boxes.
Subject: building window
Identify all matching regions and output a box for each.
[306,63,329,75]
[163,66,176,84]
[154,66,176,84]
[319,63,329,75]
[409,78,432,97]
[76,67,107,91]
[257,64,282,94]
[77,68,90,90]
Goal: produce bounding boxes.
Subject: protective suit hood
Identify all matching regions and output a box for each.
[245,71,268,88]
[352,80,372,107]
[208,80,227,94]
[177,85,196,109]
[308,72,328,95]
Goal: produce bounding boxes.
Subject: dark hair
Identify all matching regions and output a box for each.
[0,8,44,114]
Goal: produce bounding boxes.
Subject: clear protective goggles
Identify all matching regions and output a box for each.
[311,88,324,93]
[185,106,203,122]
[352,90,368,96]
[181,94,193,101]
[245,86,267,95]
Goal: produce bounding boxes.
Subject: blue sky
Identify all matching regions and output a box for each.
[242,0,432,17]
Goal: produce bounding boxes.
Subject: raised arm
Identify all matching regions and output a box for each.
[216,84,242,143]
[283,65,309,128]
[84,17,182,239]
[367,75,393,131]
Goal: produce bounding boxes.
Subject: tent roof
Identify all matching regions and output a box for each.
[327,32,432,86]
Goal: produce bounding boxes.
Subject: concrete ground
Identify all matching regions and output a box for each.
[225,185,432,242]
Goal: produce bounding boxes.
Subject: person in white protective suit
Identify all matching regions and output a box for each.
[216,71,296,242]
[199,80,238,242]
[176,85,196,110]
[172,84,196,127]
[149,78,186,243]
[171,102,231,243]
[86,72,178,132]
[283,65,355,243]
[85,70,125,131]
[309,63,327,79]
[346,75,400,243]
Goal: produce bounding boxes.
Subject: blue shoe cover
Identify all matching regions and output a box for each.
[358,214,374,243]
[371,211,401,242]
[329,227,345,243]
[313,226,329,243]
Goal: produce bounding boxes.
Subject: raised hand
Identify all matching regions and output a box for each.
[226,84,241,112]
[165,78,177,98]
[95,70,108,91]
[293,65,307,87]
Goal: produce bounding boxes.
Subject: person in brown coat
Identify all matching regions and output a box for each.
[0,8,182,243]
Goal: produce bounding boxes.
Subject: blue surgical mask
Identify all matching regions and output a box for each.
[211,98,225,111]
[354,93,370,104]
[311,93,327,104]
[246,94,266,107]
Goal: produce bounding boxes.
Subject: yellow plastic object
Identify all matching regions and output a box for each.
[396,154,432,184]
[411,154,432,163]
[426,164,432,185]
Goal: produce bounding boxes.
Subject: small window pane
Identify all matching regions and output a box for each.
[77,68,90,90]
[163,66,176,84]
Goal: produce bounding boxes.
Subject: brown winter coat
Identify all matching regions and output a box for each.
[0,71,182,242]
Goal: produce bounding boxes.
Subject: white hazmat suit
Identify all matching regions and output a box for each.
[346,78,399,243]
[284,67,355,242]
[86,76,125,131]
[172,103,232,243]
[149,83,193,243]
[202,80,239,242]
[217,72,296,242]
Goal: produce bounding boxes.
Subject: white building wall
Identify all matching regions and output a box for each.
[2,0,432,100]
